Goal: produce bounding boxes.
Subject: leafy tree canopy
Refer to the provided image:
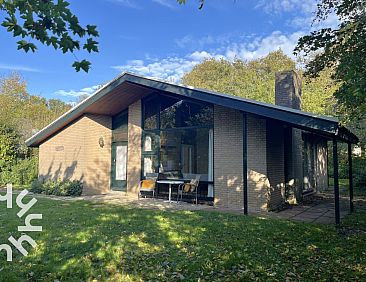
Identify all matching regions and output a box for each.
[0,73,71,139]
[182,50,337,116]
[0,0,99,72]
[295,0,366,121]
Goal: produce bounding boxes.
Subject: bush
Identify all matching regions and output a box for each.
[30,179,83,197]
[30,179,44,194]
[0,157,38,186]
[354,158,366,192]
[61,180,83,196]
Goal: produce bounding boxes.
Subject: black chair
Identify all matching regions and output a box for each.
[177,175,200,205]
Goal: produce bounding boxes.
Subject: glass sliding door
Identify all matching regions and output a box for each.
[141,93,214,200]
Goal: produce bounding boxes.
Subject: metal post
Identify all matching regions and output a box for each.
[348,142,354,213]
[243,112,248,215]
[333,138,340,225]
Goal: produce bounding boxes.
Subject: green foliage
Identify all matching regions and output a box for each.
[353,157,366,191]
[183,50,296,104]
[177,0,205,9]
[0,74,71,186]
[0,73,71,139]
[30,179,43,194]
[0,157,38,186]
[30,179,83,196]
[0,0,99,72]
[295,0,366,120]
[72,59,91,73]
[182,50,336,115]
[0,124,20,171]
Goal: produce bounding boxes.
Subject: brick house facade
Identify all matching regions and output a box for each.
[27,72,357,212]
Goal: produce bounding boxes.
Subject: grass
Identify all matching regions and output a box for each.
[0,197,365,281]
[328,178,366,197]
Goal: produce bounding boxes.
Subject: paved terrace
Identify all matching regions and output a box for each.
[4,189,352,225]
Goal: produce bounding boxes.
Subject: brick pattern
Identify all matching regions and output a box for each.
[83,114,112,194]
[213,105,243,209]
[247,115,269,212]
[316,140,328,191]
[38,114,112,195]
[127,100,142,195]
[266,120,286,210]
[275,71,304,203]
[291,128,304,200]
[275,71,302,110]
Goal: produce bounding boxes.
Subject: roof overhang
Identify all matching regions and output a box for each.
[26,72,359,147]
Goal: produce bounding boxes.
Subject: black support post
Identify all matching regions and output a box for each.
[333,138,340,225]
[348,142,354,213]
[243,112,248,215]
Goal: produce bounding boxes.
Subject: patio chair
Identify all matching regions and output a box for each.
[177,175,200,205]
[138,173,158,200]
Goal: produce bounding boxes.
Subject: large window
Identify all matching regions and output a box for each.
[143,94,213,130]
[142,93,214,197]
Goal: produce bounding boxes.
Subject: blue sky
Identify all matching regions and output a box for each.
[0,0,337,103]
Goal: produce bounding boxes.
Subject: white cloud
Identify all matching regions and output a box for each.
[225,31,304,61]
[54,85,100,97]
[112,56,200,83]
[0,63,41,73]
[256,0,316,14]
[176,35,224,49]
[152,0,176,9]
[106,0,141,9]
[112,31,303,83]
[256,0,339,31]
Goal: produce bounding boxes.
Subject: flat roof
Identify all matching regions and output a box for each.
[26,72,358,147]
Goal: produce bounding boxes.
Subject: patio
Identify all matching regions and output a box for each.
[270,194,350,224]
[22,189,351,225]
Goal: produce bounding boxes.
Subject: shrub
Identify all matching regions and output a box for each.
[30,179,83,197]
[60,180,83,196]
[30,179,44,194]
[354,158,366,193]
[43,180,62,195]
[0,157,38,186]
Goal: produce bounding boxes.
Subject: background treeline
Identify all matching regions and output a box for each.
[0,73,71,186]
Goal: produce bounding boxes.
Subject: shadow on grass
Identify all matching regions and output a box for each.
[0,197,365,281]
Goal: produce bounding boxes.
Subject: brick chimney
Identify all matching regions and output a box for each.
[275,71,302,110]
[275,70,304,203]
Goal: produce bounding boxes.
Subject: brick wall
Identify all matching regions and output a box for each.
[316,140,328,191]
[127,100,142,195]
[213,105,243,209]
[266,120,286,210]
[38,114,112,195]
[83,114,112,194]
[213,109,289,212]
[247,115,269,212]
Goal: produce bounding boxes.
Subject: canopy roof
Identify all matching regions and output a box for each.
[26,72,358,147]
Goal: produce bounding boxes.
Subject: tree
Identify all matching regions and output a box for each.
[0,73,72,138]
[294,0,366,121]
[0,124,20,171]
[0,0,99,72]
[182,50,337,115]
[183,51,296,104]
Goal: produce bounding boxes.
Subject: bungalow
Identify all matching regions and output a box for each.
[26,71,358,222]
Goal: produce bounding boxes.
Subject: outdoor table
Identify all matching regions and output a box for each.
[156,180,184,203]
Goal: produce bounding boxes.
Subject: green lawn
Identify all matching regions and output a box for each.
[0,198,365,281]
[328,178,366,197]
